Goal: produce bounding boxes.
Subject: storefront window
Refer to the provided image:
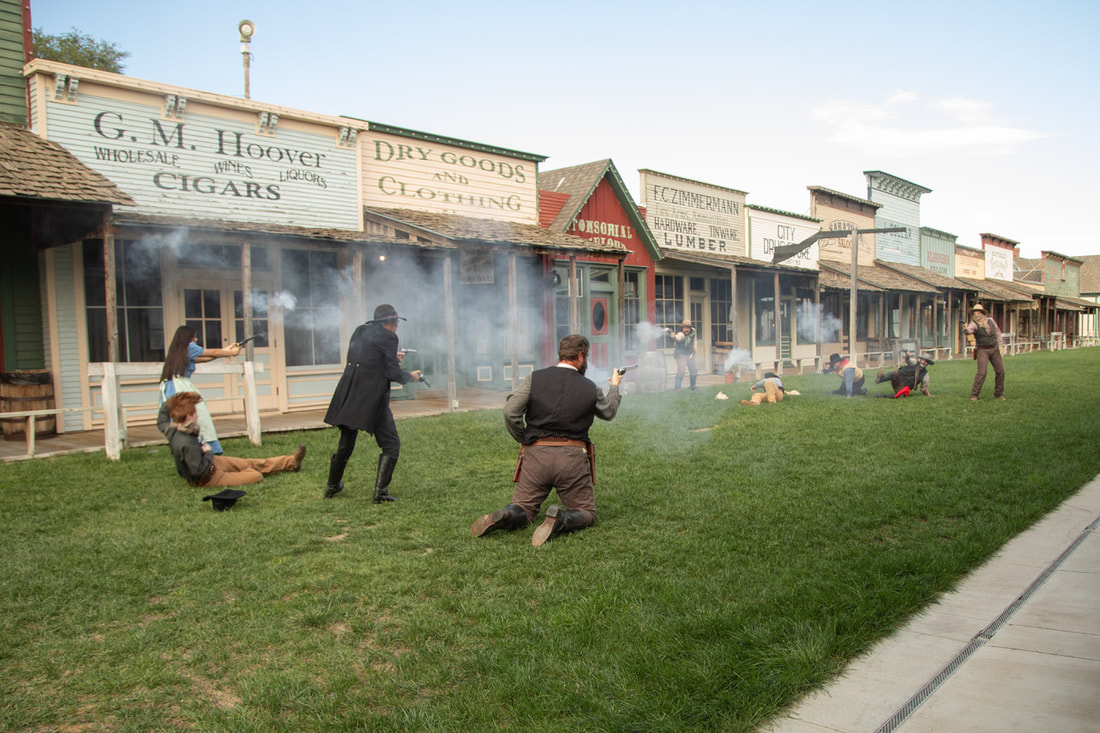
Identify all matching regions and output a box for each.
[234,291,270,347]
[281,249,341,367]
[83,239,164,362]
[856,293,873,339]
[623,270,642,351]
[754,279,776,346]
[655,275,683,348]
[709,277,732,344]
[796,289,816,344]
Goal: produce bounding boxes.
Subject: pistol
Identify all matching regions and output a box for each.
[235,336,257,348]
[399,348,418,355]
[417,374,432,388]
[616,364,639,376]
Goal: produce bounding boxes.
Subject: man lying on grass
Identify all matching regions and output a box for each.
[157,391,306,488]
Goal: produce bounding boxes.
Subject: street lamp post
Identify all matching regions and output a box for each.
[239,20,255,99]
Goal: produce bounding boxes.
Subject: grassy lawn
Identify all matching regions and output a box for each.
[2,348,1099,732]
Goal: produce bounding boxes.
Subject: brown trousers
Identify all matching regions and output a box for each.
[197,453,297,488]
[971,346,1005,398]
[511,444,596,526]
[747,381,784,405]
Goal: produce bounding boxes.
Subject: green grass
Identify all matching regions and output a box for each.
[2,348,1099,732]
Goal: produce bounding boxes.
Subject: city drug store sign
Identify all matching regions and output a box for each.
[361,127,541,224]
[42,88,359,230]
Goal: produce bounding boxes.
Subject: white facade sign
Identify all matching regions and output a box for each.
[986,246,1014,281]
[640,170,746,254]
[361,132,539,224]
[45,93,360,229]
[749,208,819,268]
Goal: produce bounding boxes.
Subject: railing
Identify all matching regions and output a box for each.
[0,406,98,458]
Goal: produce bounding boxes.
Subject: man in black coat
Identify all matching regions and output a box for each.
[323,304,421,502]
[470,334,623,546]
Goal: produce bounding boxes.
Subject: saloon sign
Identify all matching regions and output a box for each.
[44,90,359,229]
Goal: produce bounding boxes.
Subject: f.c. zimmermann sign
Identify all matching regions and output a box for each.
[640,170,746,254]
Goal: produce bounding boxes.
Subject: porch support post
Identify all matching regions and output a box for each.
[443,253,458,412]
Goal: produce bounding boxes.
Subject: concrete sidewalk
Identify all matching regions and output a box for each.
[763,475,1100,733]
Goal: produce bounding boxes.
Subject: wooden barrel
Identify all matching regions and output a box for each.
[1,370,56,440]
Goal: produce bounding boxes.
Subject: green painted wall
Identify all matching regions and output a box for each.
[0,0,25,125]
[0,242,46,370]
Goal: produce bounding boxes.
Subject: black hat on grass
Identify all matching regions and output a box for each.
[202,489,246,511]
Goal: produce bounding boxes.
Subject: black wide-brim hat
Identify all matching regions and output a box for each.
[202,488,247,511]
[370,303,407,323]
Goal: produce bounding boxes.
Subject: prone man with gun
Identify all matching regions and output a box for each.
[470,334,623,547]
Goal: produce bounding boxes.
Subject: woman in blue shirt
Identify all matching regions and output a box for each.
[159,325,241,454]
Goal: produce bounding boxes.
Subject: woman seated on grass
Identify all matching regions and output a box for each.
[157,391,306,488]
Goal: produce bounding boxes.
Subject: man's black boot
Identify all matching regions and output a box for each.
[531,505,588,546]
[324,454,347,499]
[373,454,399,504]
[470,504,529,537]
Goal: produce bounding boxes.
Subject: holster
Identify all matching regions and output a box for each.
[587,442,596,485]
[513,446,524,482]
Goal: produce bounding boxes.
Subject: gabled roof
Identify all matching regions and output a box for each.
[819,261,936,293]
[364,208,627,256]
[539,159,662,260]
[875,260,978,292]
[0,122,134,206]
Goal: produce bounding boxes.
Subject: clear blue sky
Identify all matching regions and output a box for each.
[31,0,1100,258]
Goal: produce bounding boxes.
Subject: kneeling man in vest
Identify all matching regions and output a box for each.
[471,334,623,546]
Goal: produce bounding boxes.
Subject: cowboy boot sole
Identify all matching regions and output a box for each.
[531,505,561,547]
[471,508,509,537]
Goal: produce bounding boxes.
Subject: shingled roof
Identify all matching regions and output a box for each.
[957,277,1034,304]
[0,122,134,206]
[819,261,936,293]
[364,208,626,255]
[875,260,978,293]
[660,250,818,275]
[113,211,422,247]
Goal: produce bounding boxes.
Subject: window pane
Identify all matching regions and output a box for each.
[124,307,165,361]
[122,241,162,307]
[83,240,106,307]
[204,321,222,349]
[184,289,202,319]
[203,290,221,319]
[86,309,108,362]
